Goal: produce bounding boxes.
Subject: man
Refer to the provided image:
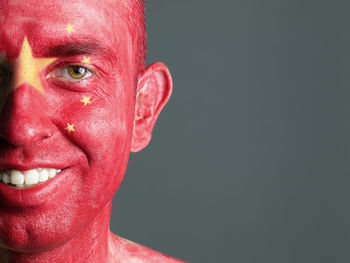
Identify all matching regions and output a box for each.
[0,0,184,262]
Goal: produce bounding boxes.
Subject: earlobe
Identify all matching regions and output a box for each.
[130,62,172,152]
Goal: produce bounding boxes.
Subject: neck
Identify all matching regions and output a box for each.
[0,201,118,263]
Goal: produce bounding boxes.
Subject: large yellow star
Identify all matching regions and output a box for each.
[13,37,56,94]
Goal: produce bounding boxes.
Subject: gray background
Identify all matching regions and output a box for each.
[111,1,350,262]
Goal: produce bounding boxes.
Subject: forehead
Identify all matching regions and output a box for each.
[0,0,130,57]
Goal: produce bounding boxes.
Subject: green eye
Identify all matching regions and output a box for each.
[68,66,87,79]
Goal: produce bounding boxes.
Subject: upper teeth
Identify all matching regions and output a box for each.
[0,168,62,187]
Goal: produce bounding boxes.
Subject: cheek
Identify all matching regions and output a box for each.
[48,80,135,203]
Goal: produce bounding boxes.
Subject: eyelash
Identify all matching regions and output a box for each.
[46,64,96,82]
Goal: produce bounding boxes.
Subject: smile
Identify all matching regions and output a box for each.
[0,168,62,188]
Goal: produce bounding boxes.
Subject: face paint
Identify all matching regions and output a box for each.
[13,37,57,94]
[0,0,135,257]
[0,1,179,262]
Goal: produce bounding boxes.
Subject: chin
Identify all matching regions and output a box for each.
[0,200,90,252]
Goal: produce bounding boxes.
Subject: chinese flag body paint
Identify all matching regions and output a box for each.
[0,1,183,262]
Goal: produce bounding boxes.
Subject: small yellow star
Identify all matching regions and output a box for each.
[65,24,75,34]
[80,96,92,106]
[65,123,75,133]
[81,56,91,64]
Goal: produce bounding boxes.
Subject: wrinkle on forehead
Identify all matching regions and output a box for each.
[0,0,122,30]
[0,1,64,22]
[0,0,132,53]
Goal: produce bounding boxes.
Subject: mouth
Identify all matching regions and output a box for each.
[0,166,72,207]
[0,168,63,188]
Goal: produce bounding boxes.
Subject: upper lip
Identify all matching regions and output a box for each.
[0,139,83,172]
[0,161,68,171]
[0,164,67,171]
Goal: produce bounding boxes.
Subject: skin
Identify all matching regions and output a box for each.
[0,1,184,262]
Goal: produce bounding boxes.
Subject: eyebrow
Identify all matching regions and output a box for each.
[41,39,117,63]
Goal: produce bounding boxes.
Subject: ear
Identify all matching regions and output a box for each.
[130,62,173,152]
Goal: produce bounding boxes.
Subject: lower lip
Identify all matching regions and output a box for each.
[0,169,69,207]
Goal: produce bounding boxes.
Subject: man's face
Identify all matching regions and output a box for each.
[0,0,136,250]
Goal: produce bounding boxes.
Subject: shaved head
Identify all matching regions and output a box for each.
[124,0,146,74]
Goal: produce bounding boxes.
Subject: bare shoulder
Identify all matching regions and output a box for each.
[109,233,187,263]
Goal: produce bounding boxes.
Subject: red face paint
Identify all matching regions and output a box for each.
[0,1,181,262]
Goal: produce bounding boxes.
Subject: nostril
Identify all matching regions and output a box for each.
[0,114,55,147]
[1,127,54,147]
[31,134,53,144]
[0,83,55,147]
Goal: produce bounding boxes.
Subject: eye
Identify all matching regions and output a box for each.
[47,64,95,81]
[68,65,90,79]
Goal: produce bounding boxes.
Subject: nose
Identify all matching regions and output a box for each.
[0,83,54,146]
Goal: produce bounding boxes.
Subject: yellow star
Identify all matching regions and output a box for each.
[65,123,75,133]
[80,96,92,106]
[65,24,75,34]
[13,37,56,94]
[81,56,91,64]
